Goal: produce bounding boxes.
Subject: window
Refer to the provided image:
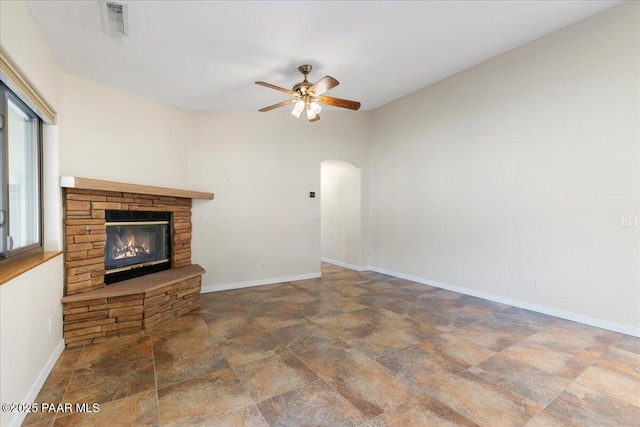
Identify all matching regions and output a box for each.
[0,82,43,263]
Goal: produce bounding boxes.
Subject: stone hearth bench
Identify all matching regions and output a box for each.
[61,264,205,346]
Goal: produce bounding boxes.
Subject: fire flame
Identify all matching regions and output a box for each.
[112,233,150,260]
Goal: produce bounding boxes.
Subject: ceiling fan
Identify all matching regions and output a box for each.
[255,65,361,122]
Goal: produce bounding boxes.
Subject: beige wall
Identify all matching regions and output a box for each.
[0,2,65,426]
[370,2,640,332]
[189,111,371,290]
[60,74,192,189]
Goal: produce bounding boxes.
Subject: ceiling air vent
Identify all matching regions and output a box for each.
[102,1,129,37]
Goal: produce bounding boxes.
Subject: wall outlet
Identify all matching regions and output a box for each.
[288,257,293,265]
[532,280,539,289]
[622,216,638,227]
[260,261,266,269]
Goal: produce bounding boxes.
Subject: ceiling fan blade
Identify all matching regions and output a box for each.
[259,99,295,112]
[308,76,339,96]
[309,114,320,123]
[318,96,361,111]
[255,81,295,95]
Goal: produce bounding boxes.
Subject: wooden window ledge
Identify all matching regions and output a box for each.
[0,251,63,285]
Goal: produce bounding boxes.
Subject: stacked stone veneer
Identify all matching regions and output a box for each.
[62,188,201,346]
[62,274,202,346]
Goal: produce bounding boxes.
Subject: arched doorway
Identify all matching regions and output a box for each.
[320,159,362,269]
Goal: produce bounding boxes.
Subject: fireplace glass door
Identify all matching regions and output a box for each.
[105,211,171,284]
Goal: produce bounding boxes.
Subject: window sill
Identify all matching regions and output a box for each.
[0,251,63,285]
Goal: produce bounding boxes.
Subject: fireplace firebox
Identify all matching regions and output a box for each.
[105,210,171,284]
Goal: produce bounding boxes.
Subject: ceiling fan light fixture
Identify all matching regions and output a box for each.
[306,108,317,121]
[291,100,305,118]
[293,100,305,111]
[310,101,322,115]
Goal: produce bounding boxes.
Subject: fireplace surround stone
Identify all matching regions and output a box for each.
[59,177,213,346]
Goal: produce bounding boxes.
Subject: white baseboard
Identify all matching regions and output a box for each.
[321,258,368,272]
[368,266,640,338]
[201,272,321,293]
[10,339,65,427]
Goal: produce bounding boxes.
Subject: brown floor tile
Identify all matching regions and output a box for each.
[48,348,84,379]
[337,285,371,297]
[523,408,582,427]
[376,297,425,316]
[451,322,529,352]
[155,347,230,389]
[574,364,640,408]
[410,309,469,332]
[22,264,639,427]
[218,331,283,367]
[343,326,414,359]
[254,311,307,330]
[614,334,640,354]
[288,278,323,293]
[368,393,479,427]
[23,376,70,426]
[499,340,590,380]
[150,312,208,337]
[64,358,155,406]
[468,353,569,405]
[316,297,370,316]
[52,390,158,426]
[418,333,495,368]
[201,405,267,427]
[157,368,252,426]
[296,338,372,381]
[234,350,317,402]
[22,420,53,427]
[527,327,617,361]
[75,334,152,370]
[329,357,415,419]
[271,320,338,353]
[548,381,640,426]
[24,349,83,426]
[595,346,640,380]
[200,294,248,310]
[257,380,365,426]
[152,326,219,359]
[495,306,558,329]
[312,311,378,338]
[427,371,542,426]
[377,344,465,392]
[380,317,441,343]
[208,313,267,341]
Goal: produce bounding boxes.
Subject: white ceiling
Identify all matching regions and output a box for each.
[25,0,621,112]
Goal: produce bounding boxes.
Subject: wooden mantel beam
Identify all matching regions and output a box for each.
[60,176,214,200]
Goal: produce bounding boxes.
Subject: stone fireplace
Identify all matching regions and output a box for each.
[59,177,213,346]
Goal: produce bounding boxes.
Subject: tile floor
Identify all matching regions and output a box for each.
[23,264,640,426]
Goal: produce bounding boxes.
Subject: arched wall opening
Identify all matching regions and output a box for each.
[320,159,362,269]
